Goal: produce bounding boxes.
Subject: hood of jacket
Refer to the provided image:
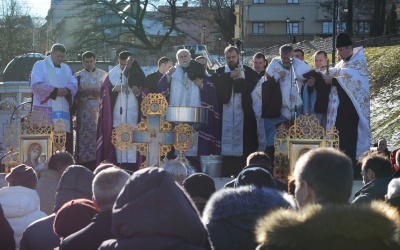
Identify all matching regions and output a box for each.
[111,167,210,249]
[0,185,41,218]
[54,165,94,212]
[256,202,400,250]
[202,186,295,224]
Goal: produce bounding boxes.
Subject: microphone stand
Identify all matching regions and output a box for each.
[76,75,81,163]
[10,101,33,125]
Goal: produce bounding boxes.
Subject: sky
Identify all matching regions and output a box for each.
[25,0,51,18]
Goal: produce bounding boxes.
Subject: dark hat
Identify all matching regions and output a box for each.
[187,60,205,81]
[182,173,216,200]
[234,167,276,188]
[53,198,97,238]
[5,164,37,190]
[336,33,353,48]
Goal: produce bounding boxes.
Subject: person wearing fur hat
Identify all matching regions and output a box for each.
[255,202,400,250]
[322,32,370,179]
[0,164,46,249]
[20,165,94,250]
[202,169,295,250]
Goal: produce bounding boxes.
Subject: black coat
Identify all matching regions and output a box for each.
[60,210,114,250]
[352,177,393,204]
[99,167,212,250]
[0,204,15,250]
[210,65,259,156]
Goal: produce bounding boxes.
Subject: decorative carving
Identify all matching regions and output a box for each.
[112,123,136,151]
[273,114,339,182]
[20,111,52,135]
[140,93,169,116]
[52,120,66,152]
[174,123,197,153]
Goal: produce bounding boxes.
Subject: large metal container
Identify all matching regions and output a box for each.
[166,106,208,130]
[200,155,223,178]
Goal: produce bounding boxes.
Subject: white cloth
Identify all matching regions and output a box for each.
[109,64,138,163]
[169,65,201,156]
[0,186,47,249]
[266,57,311,119]
[326,47,370,158]
[221,65,245,156]
[252,76,268,151]
[169,66,201,106]
[31,56,78,133]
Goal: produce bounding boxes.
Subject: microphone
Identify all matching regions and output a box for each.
[10,101,33,125]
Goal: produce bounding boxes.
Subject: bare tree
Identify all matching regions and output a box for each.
[72,0,179,52]
[0,0,35,64]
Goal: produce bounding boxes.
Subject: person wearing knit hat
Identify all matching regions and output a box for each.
[322,32,370,180]
[0,164,46,248]
[53,199,97,239]
[234,167,276,189]
[182,173,216,215]
[5,164,38,190]
[335,32,353,48]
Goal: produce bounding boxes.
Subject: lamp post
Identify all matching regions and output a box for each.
[202,25,206,45]
[240,48,245,64]
[301,16,305,41]
[218,37,222,61]
[286,17,291,44]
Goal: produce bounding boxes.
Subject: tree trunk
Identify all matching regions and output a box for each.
[346,0,353,35]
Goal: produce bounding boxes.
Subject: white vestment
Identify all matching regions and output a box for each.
[31,56,78,133]
[326,47,370,158]
[109,64,138,163]
[221,65,245,156]
[251,76,268,151]
[266,57,311,119]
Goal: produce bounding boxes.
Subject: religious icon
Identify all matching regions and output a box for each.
[20,136,52,173]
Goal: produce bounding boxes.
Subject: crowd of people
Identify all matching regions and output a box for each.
[1,32,399,248]
[0,147,399,249]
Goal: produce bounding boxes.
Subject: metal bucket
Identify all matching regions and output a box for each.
[200,155,223,178]
[166,106,208,130]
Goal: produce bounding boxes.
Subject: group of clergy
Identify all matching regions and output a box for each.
[30,32,369,177]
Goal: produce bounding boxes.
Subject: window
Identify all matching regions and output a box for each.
[253,22,265,34]
[124,36,135,44]
[254,0,265,3]
[287,22,299,34]
[358,22,370,34]
[287,0,299,3]
[322,21,333,34]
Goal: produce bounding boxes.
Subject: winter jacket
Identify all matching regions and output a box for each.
[352,176,393,204]
[20,165,94,250]
[99,167,212,250]
[202,186,295,250]
[255,202,400,250]
[0,203,16,250]
[0,186,46,249]
[37,169,62,215]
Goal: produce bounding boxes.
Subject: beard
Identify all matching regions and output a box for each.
[228,61,239,70]
[178,61,190,68]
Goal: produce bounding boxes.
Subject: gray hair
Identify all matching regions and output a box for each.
[161,160,187,183]
[176,49,190,60]
[279,44,294,55]
[92,167,130,211]
[387,178,400,199]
